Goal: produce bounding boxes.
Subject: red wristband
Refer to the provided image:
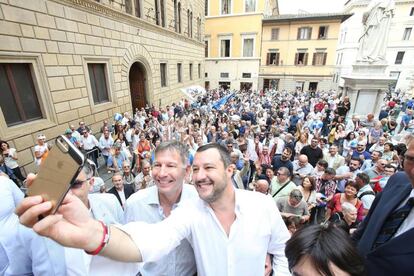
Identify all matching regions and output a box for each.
[85,221,109,255]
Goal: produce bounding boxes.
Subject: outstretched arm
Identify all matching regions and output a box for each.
[16,193,142,262]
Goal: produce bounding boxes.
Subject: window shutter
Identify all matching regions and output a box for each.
[275,53,280,65]
[308,28,312,39]
[266,53,270,65]
[323,53,327,65]
[312,53,316,65]
[294,53,299,65]
[304,53,308,65]
[297,28,301,40]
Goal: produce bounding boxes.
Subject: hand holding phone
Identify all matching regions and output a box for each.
[27,135,85,215]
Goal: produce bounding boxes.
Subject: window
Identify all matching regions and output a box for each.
[242,73,251,78]
[187,10,191,37]
[135,0,141,17]
[205,0,208,16]
[205,72,208,77]
[410,7,414,16]
[243,38,254,57]
[403,27,412,40]
[205,40,209,57]
[198,63,201,79]
[245,0,256,12]
[0,63,42,126]
[312,52,327,65]
[220,72,229,78]
[271,28,279,40]
[177,63,182,83]
[220,39,231,57]
[160,0,166,27]
[88,63,109,104]
[189,63,193,80]
[178,2,181,33]
[297,27,312,40]
[294,52,308,65]
[395,51,405,64]
[154,0,160,25]
[160,63,167,87]
[125,0,132,14]
[318,26,328,39]
[174,0,178,32]
[197,17,201,41]
[266,52,280,65]
[221,0,231,15]
[190,11,193,37]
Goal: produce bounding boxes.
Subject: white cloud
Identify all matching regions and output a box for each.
[278,0,348,14]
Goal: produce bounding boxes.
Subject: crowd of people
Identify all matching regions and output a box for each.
[2,87,414,275]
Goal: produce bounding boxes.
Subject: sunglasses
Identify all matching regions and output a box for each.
[71,178,91,188]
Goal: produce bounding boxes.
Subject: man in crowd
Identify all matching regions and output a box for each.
[108,173,134,208]
[271,166,297,202]
[17,143,291,275]
[292,155,314,186]
[124,141,198,276]
[364,158,387,179]
[323,145,345,170]
[361,150,382,171]
[272,147,293,175]
[80,129,99,165]
[335,158,362,193]
[134,159,154,191]
[355,172,375,217]
[352,135,414,275]
[300,138,323,167]
[277,189,310,224]
[99,129,114,165]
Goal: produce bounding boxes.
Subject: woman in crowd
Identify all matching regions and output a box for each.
[329,202,360,234]
[121,160,135,189]
[294,133,308,158]
[325,180,364,222]
[298,176,317,212]
[368,121,384,148]
[285,224,366,276]
[0,140,25,185]
[342,131,357,158]
[135,132,151,173]
[33,134,49,167]
[382,142,399,165]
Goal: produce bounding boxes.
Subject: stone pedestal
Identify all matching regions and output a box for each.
[341,63,393,116]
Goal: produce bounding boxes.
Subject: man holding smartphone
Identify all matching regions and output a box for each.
[17,144,290,275]
[12,161,130,275]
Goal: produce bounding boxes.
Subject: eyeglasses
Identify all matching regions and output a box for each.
[404,154,414,163]
[71,178,91,188]
[276,172,286,176]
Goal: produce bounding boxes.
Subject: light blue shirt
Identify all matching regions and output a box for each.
[124,184,198,276]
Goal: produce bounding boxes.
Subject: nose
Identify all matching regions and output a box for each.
[193,168,207,182]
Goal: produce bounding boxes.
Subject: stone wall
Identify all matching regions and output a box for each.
[0,0,205,173]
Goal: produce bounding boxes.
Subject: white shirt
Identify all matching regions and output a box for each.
[357,185,375,210]
[81,134,99,150]
[98,136,114,157]
[394,189,414,238]
[124,184,198,276]
[120,189,290,276]
[116,189,126,206]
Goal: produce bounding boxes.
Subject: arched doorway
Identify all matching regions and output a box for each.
[129,62,147,111]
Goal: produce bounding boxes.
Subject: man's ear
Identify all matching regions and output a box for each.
[88,177,95,192]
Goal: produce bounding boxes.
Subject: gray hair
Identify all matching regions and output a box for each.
[341,202,357,214]
[82,160,95,178]
[155,140,188,166]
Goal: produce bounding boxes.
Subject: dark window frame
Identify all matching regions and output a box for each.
[395,51,405,64]
[177,63,182,83]
[160,63,167,87]
[189,63,193,80]
[88,63,110,104]
[0,63,43,126]
[318,26,328,39]
[297,27,312,40]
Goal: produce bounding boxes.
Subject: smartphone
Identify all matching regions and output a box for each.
[27,135,85,215]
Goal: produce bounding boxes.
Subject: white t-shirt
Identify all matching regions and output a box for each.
[4,148,18,169]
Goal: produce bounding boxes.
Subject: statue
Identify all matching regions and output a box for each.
[357,0,394,64]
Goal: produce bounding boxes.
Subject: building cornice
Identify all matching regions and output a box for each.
[54,0,204,47]
[263,13,353,24]
[206,12,263,19]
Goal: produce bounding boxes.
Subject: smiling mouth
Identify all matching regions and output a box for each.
[195,181,213,188]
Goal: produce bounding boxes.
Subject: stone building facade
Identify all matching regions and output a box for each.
[0,0,205,173]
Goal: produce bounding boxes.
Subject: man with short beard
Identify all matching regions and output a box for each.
[17,143,291,275]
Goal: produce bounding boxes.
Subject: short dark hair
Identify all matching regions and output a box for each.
[356,172,370,185]
[384,142,394,151]
[285,224,366,276]
[372,150,383,157]
[349,157,362,165]
[317,159,328,169]
[196,143,231,168]
[283,147,293,155]
[324,167,336,176]
[384,164,396,172]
